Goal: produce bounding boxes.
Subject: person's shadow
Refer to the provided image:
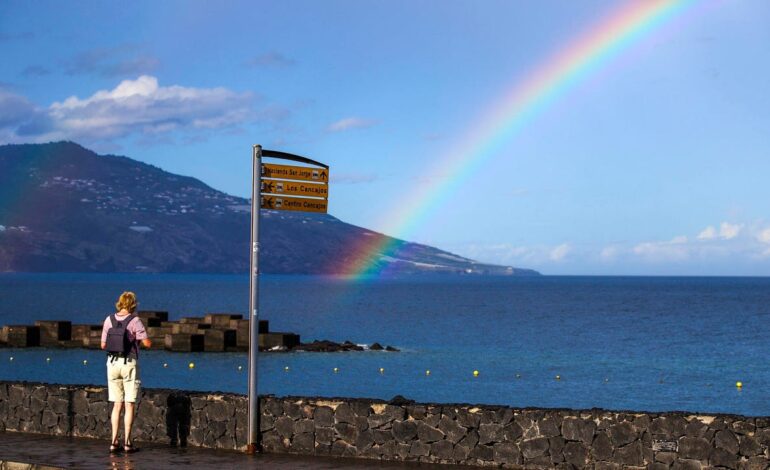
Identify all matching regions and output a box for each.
[166,393,191,447]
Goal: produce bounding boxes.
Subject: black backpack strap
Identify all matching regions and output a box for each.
[109,314,118,328]
[124,313,137,326]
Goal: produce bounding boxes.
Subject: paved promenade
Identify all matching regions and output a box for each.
[0,432,472,470]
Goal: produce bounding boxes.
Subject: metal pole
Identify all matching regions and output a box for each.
[246,144,262,454]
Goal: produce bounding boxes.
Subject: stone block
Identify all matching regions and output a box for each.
[82,329,103,349]
[137,310,169,325]
[562,416,596,445]
[716,429,740,454]
[146,326,172,337]
[203,313,243,328]
[392,420,418,443]
[417,422,445,443]
[678,437,711,461]
[171,323,210,334]
[520,437,549,459]
[739,435,762,457]
[71,324,101,342]
[259,332,300,350]
[613,440,643,466]
[35,321,72,345]
[672,458,703,470]
[610,421,638,446]
[164,333,204,352]
[203,329,236,352]
[592,431,614,461]
[709,447,737,469]
[229,319,268,333]
[5,325,40,347]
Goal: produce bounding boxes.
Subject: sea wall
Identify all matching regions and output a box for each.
[0,381,768,469]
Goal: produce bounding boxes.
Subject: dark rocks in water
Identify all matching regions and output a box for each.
[389,395,415,406]
[292,340,398,353]
[294,340,363,352]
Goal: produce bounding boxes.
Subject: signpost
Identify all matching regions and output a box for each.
[247,145,330,454]
[260,179,329,198]
[261,162,329,182]
[260,195,328,213]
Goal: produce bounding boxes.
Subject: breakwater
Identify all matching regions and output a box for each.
[0,312,399,353]
[0,381,767,468]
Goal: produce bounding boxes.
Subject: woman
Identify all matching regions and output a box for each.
[100,291,152,453]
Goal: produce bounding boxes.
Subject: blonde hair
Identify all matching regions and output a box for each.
[115,291,138,313]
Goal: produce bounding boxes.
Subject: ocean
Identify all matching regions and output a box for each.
[1,273,768,416]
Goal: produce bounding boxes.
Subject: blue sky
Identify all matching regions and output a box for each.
[1,0,769,275]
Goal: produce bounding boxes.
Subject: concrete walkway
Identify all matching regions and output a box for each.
[0,432,473,470]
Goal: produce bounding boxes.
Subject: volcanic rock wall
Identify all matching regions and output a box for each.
[0,381,767,468]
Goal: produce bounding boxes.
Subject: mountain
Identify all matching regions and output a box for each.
[0,142,539,275]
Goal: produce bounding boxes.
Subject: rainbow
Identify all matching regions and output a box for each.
[342,0,697,277]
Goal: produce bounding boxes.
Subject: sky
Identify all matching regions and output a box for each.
[1,0,769,275]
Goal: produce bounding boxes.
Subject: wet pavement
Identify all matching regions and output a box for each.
[0,432,473,469]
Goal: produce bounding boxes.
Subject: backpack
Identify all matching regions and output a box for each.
[106,313,136,361]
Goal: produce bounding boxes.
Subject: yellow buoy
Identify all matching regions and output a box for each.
[473,370,479,377]
[379,367,384,374]
[188,362,195,369]
[426,370,431,376]
[333,367,339,373]
[736,381,743,388]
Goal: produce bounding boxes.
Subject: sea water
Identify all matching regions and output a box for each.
[0,273,768,416]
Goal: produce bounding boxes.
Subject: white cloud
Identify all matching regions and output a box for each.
[697,225,716,240]
[0,75,265,144]
[719,222,743,240]
[549,243,570,261]
[697,222,744,241]
[758,227,770,244]
[600,245,619,261]
[633,236,689,261]
[327,117,377,132]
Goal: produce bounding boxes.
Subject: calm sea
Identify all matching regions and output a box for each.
[1,274,769,416]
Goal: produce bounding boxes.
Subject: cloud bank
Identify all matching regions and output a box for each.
[458,220,770,274]
[0,75,264,144]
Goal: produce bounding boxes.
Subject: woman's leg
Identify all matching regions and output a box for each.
[111,401,123,445]
[124,402,135,445]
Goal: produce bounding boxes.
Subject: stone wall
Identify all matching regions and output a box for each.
[0,381,768,469]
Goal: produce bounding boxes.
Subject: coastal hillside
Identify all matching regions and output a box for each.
[0,142,539,275]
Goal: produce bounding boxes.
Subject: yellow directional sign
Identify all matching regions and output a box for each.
[261,179,328,199]
[261,195,327,214]
[262,163,329,183]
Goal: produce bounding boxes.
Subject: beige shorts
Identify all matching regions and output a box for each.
[106,357,141,403]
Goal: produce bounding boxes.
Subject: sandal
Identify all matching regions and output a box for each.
[124,441,139,454]
[109,441,122,454]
